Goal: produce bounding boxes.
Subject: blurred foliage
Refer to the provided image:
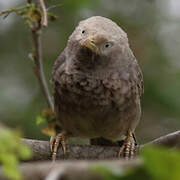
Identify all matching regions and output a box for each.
[142,147,180,180]
[36,108,60,136]
[92,146,180,180]
[0,125,32,180]
[0,0,180,142]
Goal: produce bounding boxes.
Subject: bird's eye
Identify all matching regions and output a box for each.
[82,30,85,34]
[104,42,111,49]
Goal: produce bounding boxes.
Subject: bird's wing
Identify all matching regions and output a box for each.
[102,57,143,99]
[126,57,144,99]
[51,49,66,84]
[134,58,144,97]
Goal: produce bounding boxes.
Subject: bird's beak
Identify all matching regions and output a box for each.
[81,36,99,54]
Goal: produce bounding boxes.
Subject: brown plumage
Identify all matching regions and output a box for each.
[51,16,143,160]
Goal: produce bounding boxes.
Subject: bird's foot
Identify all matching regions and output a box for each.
[50,132,67,161]
[118,131,136,160]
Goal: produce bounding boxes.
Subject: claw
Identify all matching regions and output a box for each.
[129,138,135,159]
[50,136,56,152]
[50,132,68,161]
[118,143,125,158]
[118,131,136,160]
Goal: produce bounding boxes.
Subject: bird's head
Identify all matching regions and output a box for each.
[80,35,112,55]
[67,16,130,68]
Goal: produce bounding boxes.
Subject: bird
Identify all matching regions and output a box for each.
[50,16,143,161]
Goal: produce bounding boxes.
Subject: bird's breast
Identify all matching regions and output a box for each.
[54,71,140,139]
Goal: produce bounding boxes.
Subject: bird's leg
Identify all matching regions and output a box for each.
[118,130,136,160]
[50,131,68,161]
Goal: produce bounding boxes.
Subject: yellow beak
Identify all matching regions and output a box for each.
[81,36,99,54]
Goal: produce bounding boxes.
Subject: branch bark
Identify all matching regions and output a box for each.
[0,159,141,180]
[22,130,180,161]
[142,130,180,148]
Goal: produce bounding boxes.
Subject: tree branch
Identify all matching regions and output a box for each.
[22,130,180,161]
[29,0,53,110]
[0,159,141,180]
[142,130,180,148]
[1,131,179,180]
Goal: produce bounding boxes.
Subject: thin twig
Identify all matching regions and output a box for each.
[1,1,53,110]
[39,0,48,26]
[47,4,62,11]
[0,4,31,18]
[31,28,54,110]
[28,0,53,110]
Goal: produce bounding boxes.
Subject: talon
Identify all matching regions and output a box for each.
[50,136,56,152]
[129,139,135,159]
[118,131,136,160]
[61,139,66,154]
[50,132,68,161]
[118,143,125,158]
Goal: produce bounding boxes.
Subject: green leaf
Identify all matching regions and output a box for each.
[3,165,22,180]
[91,147,180,180]
[92,163,130,180]
[36,115,46,125]
[18,143,32,160]
[0,127,32,180]
[142,146,180,180]
[0,153,21,180]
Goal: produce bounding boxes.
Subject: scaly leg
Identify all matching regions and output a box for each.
[50,131,68,161]
[118,130,136,160]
